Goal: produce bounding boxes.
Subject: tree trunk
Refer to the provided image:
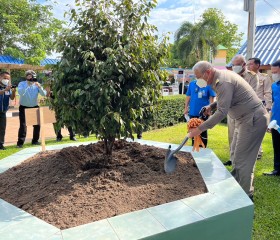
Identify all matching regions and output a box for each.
[104,137,115,158]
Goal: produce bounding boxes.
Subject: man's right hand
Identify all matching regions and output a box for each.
[5,85,12,91]
[199,105,211,117]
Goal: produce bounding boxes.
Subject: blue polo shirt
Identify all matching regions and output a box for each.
[271,80,280,124]
[186,80,216,116]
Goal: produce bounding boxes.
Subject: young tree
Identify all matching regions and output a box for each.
[52,0,169,157]
[0,0,64,64]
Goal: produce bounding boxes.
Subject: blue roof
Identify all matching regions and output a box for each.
[0,55,60,66]
[0,55,24,64]
[40,58,60,66]
[228,23,280,66]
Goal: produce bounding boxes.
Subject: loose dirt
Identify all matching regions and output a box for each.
[0,140,207,229]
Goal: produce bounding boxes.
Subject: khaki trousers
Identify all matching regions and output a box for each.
[227,115,236,163]
[230,105,269,196]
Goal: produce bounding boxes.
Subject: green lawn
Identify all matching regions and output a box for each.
[0,123,279,239]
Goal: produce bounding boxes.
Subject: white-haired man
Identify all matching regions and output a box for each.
[17,70,46,148]
[188,61,269,201]
[224,54,259,166]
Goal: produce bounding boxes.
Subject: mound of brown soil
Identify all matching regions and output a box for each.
[0,140,207,229]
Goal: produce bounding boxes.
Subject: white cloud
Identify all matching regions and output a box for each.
[150,0,280,44]
[43,0,280,56]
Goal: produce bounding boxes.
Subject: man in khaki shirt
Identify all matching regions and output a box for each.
[247,57,272,159]
[189,61,269,200]
[225,54,259,166]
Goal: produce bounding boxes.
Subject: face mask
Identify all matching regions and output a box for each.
[272,73,280,82]
[1,79,9,86]
[232,65,243,74]
[196,78,207,88]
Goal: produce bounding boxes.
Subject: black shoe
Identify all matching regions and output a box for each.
[224,160,232,166]
[263,170,280,176]
[56,138,62,142]
[257,154,262,160]
[32,141,41,145]
[249,195,254,203]
[70,137,77,141]
[0,145,6,150]
[17,144,23,148]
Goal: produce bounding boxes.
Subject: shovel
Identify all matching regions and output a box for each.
[164,134,189,173]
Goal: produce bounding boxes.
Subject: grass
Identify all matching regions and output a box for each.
[0,123,279,239]
[0,135,97,160]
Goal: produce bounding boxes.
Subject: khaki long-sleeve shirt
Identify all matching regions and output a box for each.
[199,69,263,132]
[241,69,259,92]
[256,72,272,109]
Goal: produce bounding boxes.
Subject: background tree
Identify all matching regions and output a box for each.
[0,0,64,64]
[200,8,243,62]
[174,19,218,67]
[173,8,243,67]
[52,0,169,157]
[163,43,185,68]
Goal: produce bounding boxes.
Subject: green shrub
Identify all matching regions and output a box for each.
[153,95,186,129]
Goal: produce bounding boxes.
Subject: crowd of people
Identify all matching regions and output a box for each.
[0,58,279,201]
[186,58,280,201]
[0,70,77,149]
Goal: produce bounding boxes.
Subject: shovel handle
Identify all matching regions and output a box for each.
[171,135,189,155]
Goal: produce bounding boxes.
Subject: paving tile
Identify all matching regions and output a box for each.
[0,199,31,230]
[108,209,165,240]
[0,209,59,240]
[46,231,64,240]
[181,192,236,218]
[62,219,118,240]
[147,200,203,230]
[207,177,253,208]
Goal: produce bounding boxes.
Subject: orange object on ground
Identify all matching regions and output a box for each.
[187,118,205,152]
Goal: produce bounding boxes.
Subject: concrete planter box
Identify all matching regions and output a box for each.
[0,140,253,240]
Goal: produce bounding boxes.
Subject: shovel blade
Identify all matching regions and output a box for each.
[164,146,178,173]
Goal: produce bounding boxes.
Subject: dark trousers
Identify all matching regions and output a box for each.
[0,111,7,146]
[17,105,40,145]
[190,115,208,147]
[272,129,280,171]
[56,126,75,139]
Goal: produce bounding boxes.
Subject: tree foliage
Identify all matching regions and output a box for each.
[201,8,243,62]
[172,8,243,67]
[174,19,218,67]
[52,0,169,156]
[0,0,64,64]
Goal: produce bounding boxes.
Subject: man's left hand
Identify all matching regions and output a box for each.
[188,127,202,138]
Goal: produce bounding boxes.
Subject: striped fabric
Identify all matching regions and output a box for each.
[228,23,280,66]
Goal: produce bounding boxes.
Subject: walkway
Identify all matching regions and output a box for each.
[5,107,69,146]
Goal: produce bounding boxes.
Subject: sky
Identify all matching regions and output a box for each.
[38,0,280,56]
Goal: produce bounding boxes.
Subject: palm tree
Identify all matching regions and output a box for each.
[174,19,218,65]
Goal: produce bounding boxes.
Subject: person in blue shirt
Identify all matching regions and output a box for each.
[184,78,216,147]
[263,59,280,176]
[0,72,16,150]
[16,70,47,148]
